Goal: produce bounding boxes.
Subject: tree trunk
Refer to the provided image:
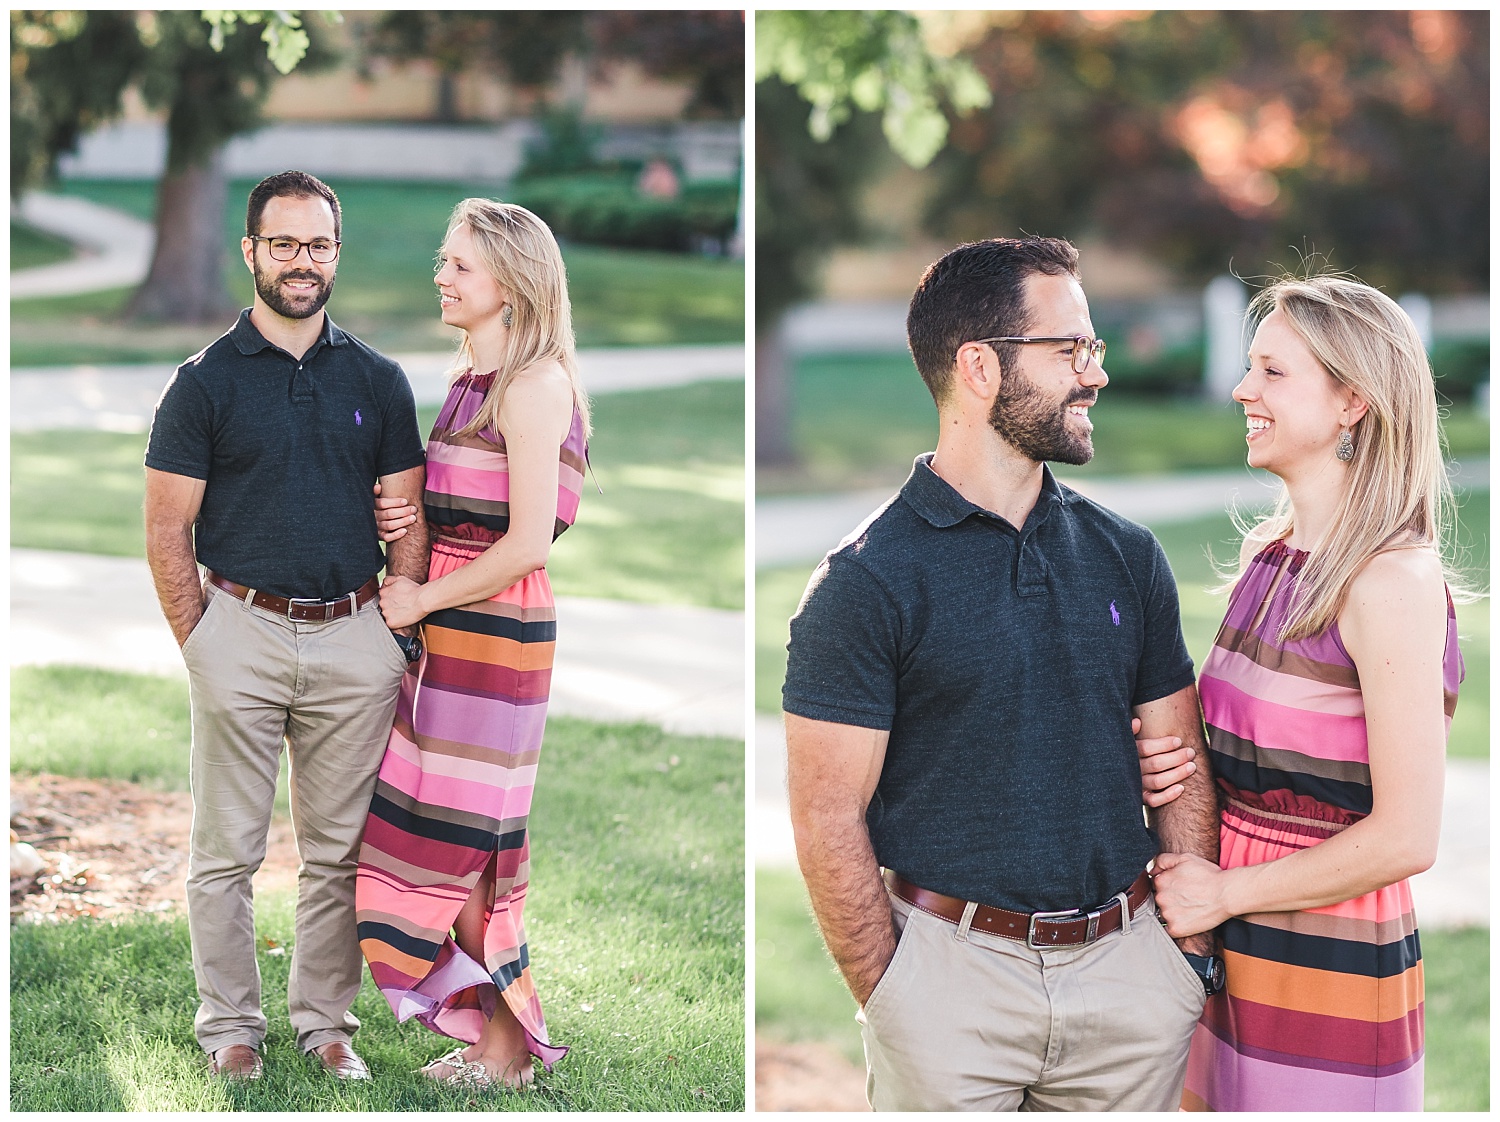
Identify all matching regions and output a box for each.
[755,322,798,468]
[125,144,235,324]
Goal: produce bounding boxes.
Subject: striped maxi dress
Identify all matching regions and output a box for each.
[356,370,586,1068]
[1183,540,1463,1111]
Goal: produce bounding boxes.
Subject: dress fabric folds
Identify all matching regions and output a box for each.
[356,370,586,1066]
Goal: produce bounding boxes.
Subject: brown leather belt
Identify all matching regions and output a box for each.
[885,868,1152,949]
[206,571,379,622]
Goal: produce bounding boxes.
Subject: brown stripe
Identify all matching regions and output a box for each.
[1215,625,1361,690]
[1239,907,1417,946]
[372,780,502,834]
[1210,728,1372,787]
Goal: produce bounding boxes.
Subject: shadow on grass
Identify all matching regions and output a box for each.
[12,717,745,1112]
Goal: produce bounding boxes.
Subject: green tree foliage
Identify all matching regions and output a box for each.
[927,10,1488,292]
[11,10,325,323]
[757,10,989,170]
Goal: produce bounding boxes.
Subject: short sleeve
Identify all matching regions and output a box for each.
[376,364,427,476]
[1131,535,1196,706]
[782,553,902,730]
[144,366,213,479]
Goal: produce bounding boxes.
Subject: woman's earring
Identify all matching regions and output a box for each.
[501,304,514,328]
[1335,427,1355,462]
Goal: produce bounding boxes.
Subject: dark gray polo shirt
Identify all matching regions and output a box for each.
[145,309,426,600]
[783,453,1196,914]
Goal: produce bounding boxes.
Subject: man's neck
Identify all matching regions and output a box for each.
[248,301,325,361]
[930,415,1047,530]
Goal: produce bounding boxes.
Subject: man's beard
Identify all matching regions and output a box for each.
[254,260,335,320]
[989,375,1096,465]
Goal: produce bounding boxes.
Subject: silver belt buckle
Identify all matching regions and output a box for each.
[1026,908,1084,949]
[288,597,334,622]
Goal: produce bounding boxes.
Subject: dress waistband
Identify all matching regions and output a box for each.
[432,534,496,553]
[1223,795,1353,841]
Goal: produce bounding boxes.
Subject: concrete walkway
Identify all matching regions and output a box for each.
[754,715,1488,929]
[12,345,745,432]
[758,458,1490,568]
[12,193,155,298]
[13,549,744,741]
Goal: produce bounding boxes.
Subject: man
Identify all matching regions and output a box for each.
[144,170,429,1081]
[782,237,1222,1111]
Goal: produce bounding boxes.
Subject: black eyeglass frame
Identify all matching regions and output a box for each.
[249,235,342,263]
[972,335,1107,374]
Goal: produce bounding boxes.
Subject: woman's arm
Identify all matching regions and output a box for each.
[1154,548,1449,935]
[379,366,574,629]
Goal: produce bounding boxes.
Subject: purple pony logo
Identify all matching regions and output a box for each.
[1109,600,1120,626]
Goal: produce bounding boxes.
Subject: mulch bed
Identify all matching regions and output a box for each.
[10,773,297,923]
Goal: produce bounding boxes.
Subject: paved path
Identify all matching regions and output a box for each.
[13,549,744,741]
[12,193,155,298]
[758,458,1489,568]
[754,716,1488,929]
[12,345,744,432]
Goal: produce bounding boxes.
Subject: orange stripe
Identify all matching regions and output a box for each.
[428,628,556,668]
[1226,949,1423,1021]
[360,939,435,978]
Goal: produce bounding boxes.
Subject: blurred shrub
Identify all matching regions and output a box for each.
[1430,339,1490,400]
[1097,337,1205,396]
[507,173,740,254]
[518,105,605,179]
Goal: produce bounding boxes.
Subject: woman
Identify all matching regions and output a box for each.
[1139,274,1464,1111]
[354,198,590,1089]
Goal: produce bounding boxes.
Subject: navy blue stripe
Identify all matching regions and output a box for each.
[369,791,497,852]
[1223,918,1421,978]
[357,920,439,963]
[1210,750,1372,815]
[425,607,556,643]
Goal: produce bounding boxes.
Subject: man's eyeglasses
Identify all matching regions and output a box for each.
[973,335,1107,374]
[250,236,341,263]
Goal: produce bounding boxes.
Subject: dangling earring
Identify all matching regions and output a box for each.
[1335,427,1355,462]
[501,304,514,328]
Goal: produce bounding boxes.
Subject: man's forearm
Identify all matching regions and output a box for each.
[795,812,898,1006]
[145,524,204,647]
[1150,730,1220,954]
[385,515,429,584]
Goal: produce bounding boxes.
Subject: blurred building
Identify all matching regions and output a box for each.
[58,12,741,184]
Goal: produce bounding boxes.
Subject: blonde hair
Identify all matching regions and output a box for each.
[443,198,592,440]
[1230,273,1462,640]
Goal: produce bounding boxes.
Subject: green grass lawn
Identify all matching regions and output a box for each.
[761,351,1491,494]
[755,869,1487,1110]
[10,180,744,366]
[12,219,77,270]
[11,666,744,1112]
[12,379,744,612]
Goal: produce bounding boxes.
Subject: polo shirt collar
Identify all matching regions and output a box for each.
[230,308,347,356]
[901,452,1077,530]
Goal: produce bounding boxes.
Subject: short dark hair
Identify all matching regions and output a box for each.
[245,170,342,239]
[906,237,1080,403]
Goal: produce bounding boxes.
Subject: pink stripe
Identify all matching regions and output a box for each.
[1202,678,1369,762]
[429,461,511,503]
[1209,648,1365,716]
[428,442,508,472]
[1187,1023,1423,1110]
[556,488,581,523]
[379,743,537,812]
[416,687,548,751]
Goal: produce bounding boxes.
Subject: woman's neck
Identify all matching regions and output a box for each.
[1280,470,1350,551]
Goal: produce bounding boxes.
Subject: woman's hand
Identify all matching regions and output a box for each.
[372,481,419,542]
[1152,852,1232,938]
[1133,716,1196,807]
[379,575,426,630]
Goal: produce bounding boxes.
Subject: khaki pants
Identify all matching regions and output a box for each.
[181,583,408,1055]
[859,887,1207,1111]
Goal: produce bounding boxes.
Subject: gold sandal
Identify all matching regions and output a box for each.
[419,1048,495,1088]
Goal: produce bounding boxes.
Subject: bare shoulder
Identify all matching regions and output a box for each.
[1339,547,1447,655]
[499,360,574,442]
